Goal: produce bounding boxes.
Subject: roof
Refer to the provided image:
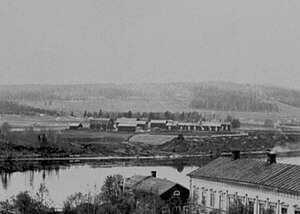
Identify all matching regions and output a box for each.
[188,157,300,195]
[151,120,167,124]
[117,123,137,127]
[126,175,181,196]
[116,118,139,123]
[90,118,113,123]
[178,122,200,126]
[201,121,222,127]
[69,123,83,127]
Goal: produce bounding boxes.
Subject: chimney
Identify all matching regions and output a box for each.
[151,171,157,178]
[231,150,240,160]
[267,152,276,164]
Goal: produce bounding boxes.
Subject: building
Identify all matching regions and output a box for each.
[69,123,83,130]
[116,117,139,126]
[125,171,190,204]
[150,120,168,130]
[89,118,114,131]
[201,121,222,131]
[136,120,149,131]
[117,123,137,132]
[221,122,232,131]
[187,152,300,214]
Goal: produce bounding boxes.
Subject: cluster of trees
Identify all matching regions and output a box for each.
[83,109,230,122]
[0,175,176,214]
[0,183,54,214]
[0,101,61,116]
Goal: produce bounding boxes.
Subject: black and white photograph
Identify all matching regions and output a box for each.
[0,1,300,213]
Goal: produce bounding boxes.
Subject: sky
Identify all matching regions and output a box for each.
[1,0,300,88]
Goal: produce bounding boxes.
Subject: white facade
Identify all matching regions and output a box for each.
[190,177,300,214]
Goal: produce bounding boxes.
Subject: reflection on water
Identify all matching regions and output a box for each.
[0,160,199,207]
[1,156,297,207]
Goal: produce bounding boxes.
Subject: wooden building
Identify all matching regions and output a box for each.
[89,118,114,131]
[125,171,190,205]
[150,120,168,130]
[117,123,137,132]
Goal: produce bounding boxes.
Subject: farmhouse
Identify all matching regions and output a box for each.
[69,123,83,130]
[89,118,114,131]
[125,171,190,204]
[188,152,300,214]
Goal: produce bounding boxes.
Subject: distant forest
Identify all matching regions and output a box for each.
[1,82,300,113]
[0,101,61,116]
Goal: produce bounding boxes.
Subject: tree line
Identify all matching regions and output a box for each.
[83,109,232,122]
[0,101,62,116]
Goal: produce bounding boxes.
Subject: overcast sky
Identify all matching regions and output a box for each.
[1,0,300,88]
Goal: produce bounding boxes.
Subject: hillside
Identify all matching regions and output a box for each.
[1,82,300,120]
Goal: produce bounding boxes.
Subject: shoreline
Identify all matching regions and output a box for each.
[1,149,300,162]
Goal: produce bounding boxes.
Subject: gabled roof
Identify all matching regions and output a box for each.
[151,120,167,124]
[125,175,181,196]
[188,157,300,195]
[69,123,83,127]
[116,118,139,123]
[117,123,137,127]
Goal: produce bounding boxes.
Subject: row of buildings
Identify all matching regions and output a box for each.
[89,117,232,132]
[126,152,300,214]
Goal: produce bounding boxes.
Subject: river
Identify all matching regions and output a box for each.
[0,155,299,208]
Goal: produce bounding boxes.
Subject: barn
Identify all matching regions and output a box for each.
[89,118,114,131]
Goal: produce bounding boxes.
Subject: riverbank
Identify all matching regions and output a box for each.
[1,129,300,172]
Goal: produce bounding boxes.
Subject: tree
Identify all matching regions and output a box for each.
[231,119,241,128]
[1,122,11,135]
[98,109,103,118]
[264,119,274,128]
[127,110,132,118]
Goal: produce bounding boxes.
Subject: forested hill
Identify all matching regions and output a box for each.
[1,82,300,113]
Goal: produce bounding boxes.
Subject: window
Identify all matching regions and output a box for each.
[210,193,215,207]
[193,186,199,203]
[220,194,225,210]
[173,190,180,196]
[281,207,288,214]
[259,202,266,214]
[269,203,276,214]
[202,192,207,206]
[248,201,255,214]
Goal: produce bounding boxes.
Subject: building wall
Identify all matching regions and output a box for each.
[190,178,300,214]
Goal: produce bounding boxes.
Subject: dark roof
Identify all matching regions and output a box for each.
[125,175,183,196]
[188,157,300,194]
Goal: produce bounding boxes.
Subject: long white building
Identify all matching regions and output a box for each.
[188,152,300,214]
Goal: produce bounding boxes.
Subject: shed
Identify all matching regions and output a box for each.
[69,123,83,130]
